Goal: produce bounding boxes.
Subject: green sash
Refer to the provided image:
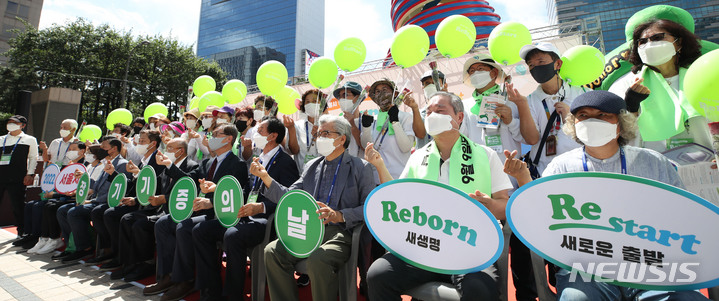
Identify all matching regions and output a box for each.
[470,85,501,115]
[638,67,701,141]
[376,112,395,135]
[406,134,491,196]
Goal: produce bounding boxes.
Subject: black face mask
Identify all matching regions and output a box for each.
[235,120,248,133]
[133,126,143,134]
[529,61,557,84]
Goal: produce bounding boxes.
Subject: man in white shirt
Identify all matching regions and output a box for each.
[39,119,77,167]
[2,115,38,242]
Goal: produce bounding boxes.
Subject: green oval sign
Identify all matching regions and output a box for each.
[136,166,157,206]
[170,177,197,223]
[213,175,244,228]
[75,173,91,205]
[275,190,324,258]
[108,173,128,207]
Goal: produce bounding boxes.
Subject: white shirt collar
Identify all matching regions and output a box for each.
[259,145,281,168]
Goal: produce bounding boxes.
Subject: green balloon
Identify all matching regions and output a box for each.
[559,45,605,86]
[256,60,288,96]
[193,75,216,97]
[436,15,477,58]
[685,49,719,122]
[144,102,169,121]
[188,96,199,110]
[334,37,366,72]
[488,22,532,65]
[274,85,300,115]
[106,108,133,130]
[222,79,247,104]
[199,91,226,112]
[308,57,339,89]
[78,125,101,143]
[391,25,430,68]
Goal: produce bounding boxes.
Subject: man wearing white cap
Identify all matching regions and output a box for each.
[459,53,523,167]
[507,42,587,175]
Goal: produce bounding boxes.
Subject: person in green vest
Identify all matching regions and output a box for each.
[364,91,513,300]
[608,5,710,152]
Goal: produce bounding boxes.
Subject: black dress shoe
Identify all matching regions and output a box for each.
[99,259,123,271]
[123,262,155,282]
[85,254,114,265]
[61,248,94,263]
[20,236,39,249]
[52,251,72,260]
[12,235,34,246]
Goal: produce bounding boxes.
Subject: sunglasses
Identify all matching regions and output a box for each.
[636,32,673,45]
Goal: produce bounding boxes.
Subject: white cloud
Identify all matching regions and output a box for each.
[324,0,395,63]
[492,0,550,30]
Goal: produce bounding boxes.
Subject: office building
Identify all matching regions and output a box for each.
[1,0,44,65]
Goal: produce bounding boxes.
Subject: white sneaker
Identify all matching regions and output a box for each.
[27,237,48,254]
[36,238,64,255]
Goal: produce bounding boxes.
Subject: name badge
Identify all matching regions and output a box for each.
[247,190,259,204]
[0,154,10,165]
[485,134,503,153]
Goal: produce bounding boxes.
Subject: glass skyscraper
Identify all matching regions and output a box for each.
[547,0,719,52]
[197,0,324,85]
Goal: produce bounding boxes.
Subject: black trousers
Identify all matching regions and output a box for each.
[42,198,73,238]
[118,209,161,266]
[193,218,266,298]
[0,182,27,235]
[99,205,138,254]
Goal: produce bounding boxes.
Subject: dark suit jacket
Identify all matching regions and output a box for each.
[252,147,300,218]
[167,150,249,218]
[265,150,375,230]
[156,157,199,214]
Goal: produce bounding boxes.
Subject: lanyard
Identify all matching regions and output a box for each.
[2,135,21,156]
[252,148,281,191]
[582,147,626,174]
[374,119,390,150]
[305,121,313,152]
[57,140,70,160]
[315,153,344,205]
[541,99,562,133]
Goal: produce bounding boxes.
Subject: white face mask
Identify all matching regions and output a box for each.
[253,109,265,121]
[133,135,140,144]
[66,150,79,160]
[575,118,618,147]
[201,117,213,129]
[423,85,438,100]
[638,40,677,67]
[59,129,71,138]
[6,123,20,132]
[338,98,354,112]
[111,133,122,139]
[165,151,178,164]
[135,143,150,156]
[316,136,338,157]
[305,103,321,117]
[185,119,197,129]
[252,132,269,150]
[149,123,156,130]
[470,71,492,89]
[208,137,227,151]
[85,154,96,164]
[424,112,455,136]
[216,118,229,125]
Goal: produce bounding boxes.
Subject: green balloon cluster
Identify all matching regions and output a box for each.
[334,37,366,72]
[188,96,200,110]
[391,25,429,68]
[106,109,133,130]
[436,15,477,58]
[144,102,168,121]
[256,61,288,96]
[222,80,247,104]
[274,85,300,115]
[78,124,102,143]
[308,57,339,89]
[685,49,719,122]
[488,22,532,65]
[193,75,216,97]
[199,91,225,112]
[559,45,605,86]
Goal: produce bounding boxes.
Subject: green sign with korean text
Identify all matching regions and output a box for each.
[170,177,197,223]
[213,175,244,228]
[108,173,127,208]
[75,173,91,205]
[136,166,157,206]
[275,190,324,258]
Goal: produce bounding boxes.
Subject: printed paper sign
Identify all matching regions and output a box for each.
[476,94,505,129]
[136,166,157,206]
[55,163,86,194]
[108,173,128,208]
[507,172,719,290]
[275,190,324,258]
[170,177,197,223]
[213,175,244,228]
[40,164,61,192]
[75,173,91,205]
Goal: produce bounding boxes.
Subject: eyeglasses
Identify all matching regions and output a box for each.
[318,130,341,138]
[636,32,673,46]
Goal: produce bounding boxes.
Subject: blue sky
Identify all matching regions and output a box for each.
[39,0,549,62]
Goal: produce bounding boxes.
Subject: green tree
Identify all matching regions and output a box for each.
[0,18,228,131]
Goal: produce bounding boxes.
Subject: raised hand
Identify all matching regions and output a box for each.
[629,77,650,95]
[506,83,527,104]
[241,135,252,148]
[554,101,570,118]
[249,157,268,179]
[156,150,172,166]
[282,115,295,129]
[103,159,115,175]
[316,201,343,224]
[494,103,513,125]
[402,92,418,110]
[503,150,531,187]
[126,160,140,174]
[364,142,384,168]
[187,128,200,139]
[199,178,217,194]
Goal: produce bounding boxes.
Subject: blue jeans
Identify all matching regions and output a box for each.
[556,268,708,301]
